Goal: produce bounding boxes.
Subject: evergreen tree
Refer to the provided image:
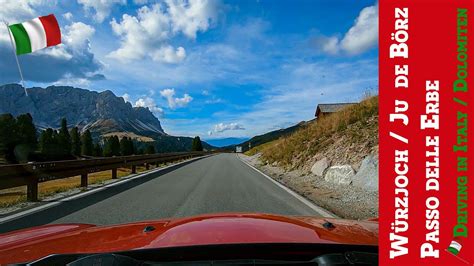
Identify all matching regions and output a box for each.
[39,128,56,156]
[104,136,120,156]
[81,130,93,156]
[14,113,37,161]
[191,136,203,151]
[16,113,37,147]
[57,118,71,155]
[70,127,81,156]
[145,144,155,154]
[0,114,18,161]
[120,137,133,156]
[111,136,120,156]
[103,137,113,157]
[93,142,103,157]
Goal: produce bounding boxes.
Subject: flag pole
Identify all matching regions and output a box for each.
[3,21,28,96]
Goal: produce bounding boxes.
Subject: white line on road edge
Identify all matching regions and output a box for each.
[0,155,211,224]
[237,154,338,218]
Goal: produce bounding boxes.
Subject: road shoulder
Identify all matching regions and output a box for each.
[238,153,378,220]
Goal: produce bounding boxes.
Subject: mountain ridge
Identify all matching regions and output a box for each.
[0,84,165,137]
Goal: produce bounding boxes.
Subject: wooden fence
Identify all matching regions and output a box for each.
[0,152,207,201]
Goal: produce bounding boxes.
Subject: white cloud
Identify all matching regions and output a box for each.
[160,88,193,109]
[122,93,131,103]
[315,3,378,55]
[63,22,96,49]
[213,122,245,133]
[108,0,220,63]
[0,0,45,23]
[63,12,73,21]
[135,97,164,116]
[166,0,220,39]
[151,45,186,63]
[340,4,378,54]
[78,0,126,23]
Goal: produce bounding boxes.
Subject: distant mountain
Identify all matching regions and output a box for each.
[0,84,214,152]
[223,122,310,152]
[0,84,164,136]
[205,137,249,147]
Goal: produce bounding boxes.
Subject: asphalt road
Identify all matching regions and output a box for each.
[1,154,324,233]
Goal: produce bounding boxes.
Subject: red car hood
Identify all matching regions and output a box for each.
[0,213,378,264]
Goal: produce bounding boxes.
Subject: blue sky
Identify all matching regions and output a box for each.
[0,0,378,140]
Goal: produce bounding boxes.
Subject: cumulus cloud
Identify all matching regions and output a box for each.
[62,22,96,49]
[160,88,193,109]
[122,93,131,103]
[78,0,126,23]
[108,0,220,63]
[340,4,378,54]
[314,3,378,55]
[63,12,73,21]
[213,123,245,133]
[135,96,164,115]
[0,0,44,23]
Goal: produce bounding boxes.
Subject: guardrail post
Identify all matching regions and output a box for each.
[27,180,38,202]
[81,173,88,187]
[112,168,117,179]
[131,165,137,174]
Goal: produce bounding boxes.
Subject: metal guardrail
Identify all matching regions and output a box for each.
[0,152,208,201]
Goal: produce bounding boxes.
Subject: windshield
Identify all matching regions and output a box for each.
[0,1,378,265]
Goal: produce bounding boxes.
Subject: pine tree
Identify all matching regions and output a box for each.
[120,137,133,156]
[57,118,71,155]
[145,144,155,154]
[111,136,120,156]
[93,142,103,157]
[16,113,37,147]
[39,128,51,154]
[14,113,37,161]
[81,130,93,156]
[191,136,203,151]
[70,127,81,156]
[0,114,18,161]
[103,137,113,157]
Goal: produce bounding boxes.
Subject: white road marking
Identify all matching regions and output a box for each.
[237,154,338,218]
[0,156,210,224]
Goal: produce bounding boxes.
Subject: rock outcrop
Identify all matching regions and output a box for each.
[352,154,378,191]
[311,157,329,177]
[324,165,355,185]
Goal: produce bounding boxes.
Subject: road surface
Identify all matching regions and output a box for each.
[1,154,324,233]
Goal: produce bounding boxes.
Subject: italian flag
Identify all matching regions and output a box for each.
[447,237,463,255]
[8,14,61,55]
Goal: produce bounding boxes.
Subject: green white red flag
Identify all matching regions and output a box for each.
[8,14,61,55]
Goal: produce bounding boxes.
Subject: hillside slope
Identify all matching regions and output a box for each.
[258,96,378,171]
[224,122,307,152]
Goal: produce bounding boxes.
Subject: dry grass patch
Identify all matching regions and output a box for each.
[260,96,378,169]
[0,165,155,208]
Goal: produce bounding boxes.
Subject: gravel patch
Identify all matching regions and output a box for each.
[239,153,378,220]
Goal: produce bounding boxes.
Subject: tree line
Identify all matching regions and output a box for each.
[0,113,157,163]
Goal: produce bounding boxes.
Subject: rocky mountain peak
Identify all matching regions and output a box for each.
[0,84,165,136]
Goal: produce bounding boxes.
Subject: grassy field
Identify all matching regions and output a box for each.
[0,165,152,208]
[244,140,277,156]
